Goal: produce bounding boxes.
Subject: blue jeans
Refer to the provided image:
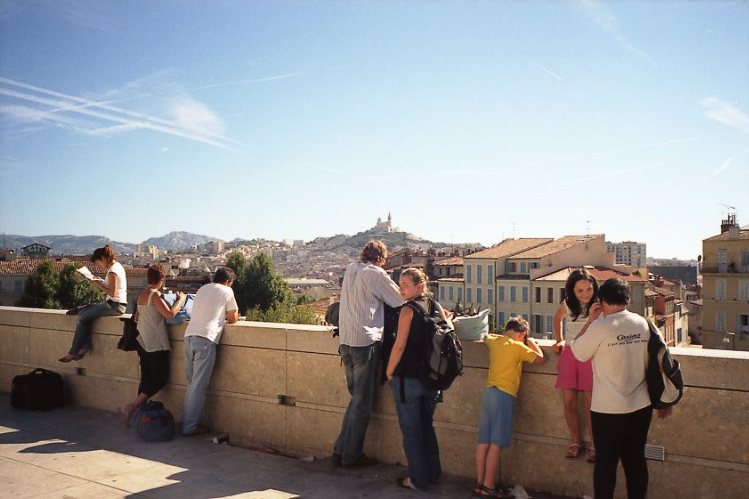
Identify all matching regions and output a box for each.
[334,343,380,466]
[390,376,442,490]
[69,302,124,354]
[182,335,217,433]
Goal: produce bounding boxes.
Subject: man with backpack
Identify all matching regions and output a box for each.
[571,278,673,499]
[331,241,405,468]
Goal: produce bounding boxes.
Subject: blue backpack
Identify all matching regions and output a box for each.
[133,401,175,442]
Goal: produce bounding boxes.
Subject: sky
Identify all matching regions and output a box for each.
[1,0,747,259]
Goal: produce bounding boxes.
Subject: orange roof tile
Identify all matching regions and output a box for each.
[433,256,464,266]
[465,238,553,259]
[510,235,603,259]
[534,266,648,283]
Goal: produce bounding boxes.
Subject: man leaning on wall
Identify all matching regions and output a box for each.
[181,267,238,436]
[331,240,405,467]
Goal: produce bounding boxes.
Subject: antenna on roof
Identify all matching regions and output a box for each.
[586,220,590,235]
[512,222,516,239]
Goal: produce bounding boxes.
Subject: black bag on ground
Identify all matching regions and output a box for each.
[10,368,65,411]
[118,303,139,352]
[646,320,684,409]
[133,400,175,442]
[407,299,464,391]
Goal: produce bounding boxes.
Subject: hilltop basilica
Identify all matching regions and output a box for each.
[372,212,399,233]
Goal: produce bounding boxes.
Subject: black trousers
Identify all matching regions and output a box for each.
[136,345,170,398]
[591,405,653,499]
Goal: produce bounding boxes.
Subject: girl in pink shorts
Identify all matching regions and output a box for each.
[552,268,598,462]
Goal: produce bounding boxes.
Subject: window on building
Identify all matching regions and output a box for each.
[547,287,554,303]
[560,288,566,302]
[533,314,542,334]
[546,315,553,335]
[507,262,516,273]
[676,328,682,344]
[739,280,749,301]
[535,286,541,303]
[466,265,472,284]
[477,265,482,284]
[14,280,23,292]
[520,262,526,273]
[477,288,482,304]
[522,287,528,303]
[510,286,516,302]
[466,288,473,303]
[716,311,726,332]
[487,265,493,282]
[498,312,505,328]
[457,288,463,302]
[522,313,529,322]
[718,250,728,272]
[739,314,749,334]
[716,279,727,300]
[440,286,445,301]
[488,289,493,304]
[742,250,749,272]
[498,285,505,302]
[449,287,454,301]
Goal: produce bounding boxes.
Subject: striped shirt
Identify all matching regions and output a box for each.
[338,261,405,347]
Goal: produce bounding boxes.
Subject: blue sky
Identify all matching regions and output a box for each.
[1,1,747,259]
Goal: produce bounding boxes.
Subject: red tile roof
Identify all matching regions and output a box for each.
[510,235,603,259]
[0,259,145,276]
[433,256,464,266]
[466,238,553,259]
[534,266,648,283]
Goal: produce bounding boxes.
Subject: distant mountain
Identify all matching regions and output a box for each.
[0,235,135,255]
[142,231,220,251]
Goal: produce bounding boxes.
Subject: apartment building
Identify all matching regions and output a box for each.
[607,240,647,267]
[700,214,749,350]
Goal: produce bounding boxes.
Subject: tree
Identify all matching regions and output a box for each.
[55,264,103,309]
[17,261,60,309]
[244,252,289,312]
[226,250,249,312]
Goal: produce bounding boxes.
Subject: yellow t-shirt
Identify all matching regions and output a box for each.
[485,334,539,397]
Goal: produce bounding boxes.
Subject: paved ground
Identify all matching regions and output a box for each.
[0,395,571,498]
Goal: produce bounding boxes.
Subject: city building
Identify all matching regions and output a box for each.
[135,244,159,260]
[699,213,749,350]
[373,212,398,233]
[606,240,647,267]
[21,243,51,258]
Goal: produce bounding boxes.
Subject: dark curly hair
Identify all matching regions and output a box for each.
[564,268,599,321]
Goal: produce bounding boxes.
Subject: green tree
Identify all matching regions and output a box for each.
[17,261,60,309]
[244,301,319,325]
[226,250,249,312]
[244,252,289,312]
[55,264,103,309]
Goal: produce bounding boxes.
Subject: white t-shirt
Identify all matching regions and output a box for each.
[570,309,651,414]
[563,309,588,343]
[106,261,128,304]
[185,283,238,344]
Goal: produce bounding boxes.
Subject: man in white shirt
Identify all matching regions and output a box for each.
[332,240,404,467]
[571,278,671,499]
[181,267,238,436]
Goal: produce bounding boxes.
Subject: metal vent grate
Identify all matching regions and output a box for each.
[645,444,665,461]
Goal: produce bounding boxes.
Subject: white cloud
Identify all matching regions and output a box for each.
[576,0,654,65]
[711,149,749,177]
[701,97,749,134]
[169,95,225,135]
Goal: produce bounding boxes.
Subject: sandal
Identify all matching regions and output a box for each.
[587,446,596,463]
[565,442,582,459]
[473,484,507,498]
[397,477,417,490]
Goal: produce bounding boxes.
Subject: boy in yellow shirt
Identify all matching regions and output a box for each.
[474,317,544,497]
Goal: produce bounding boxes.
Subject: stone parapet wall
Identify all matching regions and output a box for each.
[1,306,748,498]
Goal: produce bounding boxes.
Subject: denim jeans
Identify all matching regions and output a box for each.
[334,343,380,466]
[390,376,442,490]
[182,335,217,433]
[69,302,124,354]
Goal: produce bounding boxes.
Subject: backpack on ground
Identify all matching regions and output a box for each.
[10,368,65,411]
[133,400,175,442]
[407,299,464,391]
[646,320,684,409]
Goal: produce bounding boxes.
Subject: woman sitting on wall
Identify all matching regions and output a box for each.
[59,245,128,362]
[121,264,186,424]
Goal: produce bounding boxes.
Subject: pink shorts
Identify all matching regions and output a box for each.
[555,345,593,391]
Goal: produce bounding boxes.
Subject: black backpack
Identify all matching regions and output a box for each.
[325,301,340,337]
[407,299,464,391]
[379,304,403,384]
[646,320,684,409]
